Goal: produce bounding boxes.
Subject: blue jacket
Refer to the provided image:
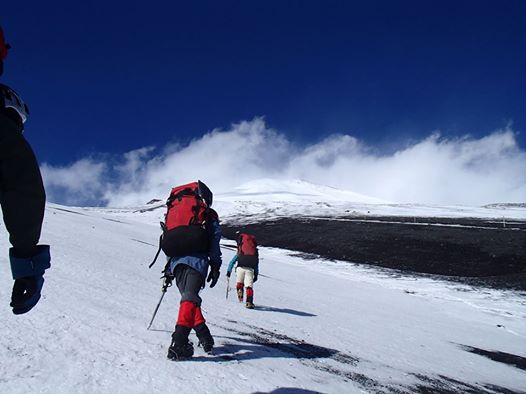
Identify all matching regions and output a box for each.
[169,211,222,279]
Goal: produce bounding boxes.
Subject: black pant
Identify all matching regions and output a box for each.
[0,113,45,256]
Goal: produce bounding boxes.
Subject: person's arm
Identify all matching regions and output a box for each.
[0,113,45,255]
[0,111,50,315]
[226,255,238,276]
[253,258,259,282]
[206,209,222,269]
[1,33,50,315]
[205,212,222,288]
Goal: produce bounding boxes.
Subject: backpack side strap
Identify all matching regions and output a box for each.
[148,231,164,269]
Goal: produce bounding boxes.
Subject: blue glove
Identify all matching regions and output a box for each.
[9,245,51,315]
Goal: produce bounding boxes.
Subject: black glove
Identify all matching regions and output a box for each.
[226,272,231,278]
[162,263,173,282]
[162,270,174,290]
[11,276,45,315]
[9,245,51,315]
[206,265,220,288]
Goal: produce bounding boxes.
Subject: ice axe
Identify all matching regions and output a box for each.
[226,275,230,299]
[147,273,172,330]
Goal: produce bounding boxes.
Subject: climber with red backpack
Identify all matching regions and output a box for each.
[226,232,259,309]
[149,180,222,360]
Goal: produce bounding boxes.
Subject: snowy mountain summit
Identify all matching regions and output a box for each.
[226,178,390,204]
[211,178,526,224]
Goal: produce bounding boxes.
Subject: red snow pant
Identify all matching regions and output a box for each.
[177,301,205,328]
[173,264,206,328]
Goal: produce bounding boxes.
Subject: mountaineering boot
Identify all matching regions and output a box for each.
[167,325,194,360]
[168,340,193,360]
[237,287,244,302]
[245,295,255,309]
[195,323,214,354]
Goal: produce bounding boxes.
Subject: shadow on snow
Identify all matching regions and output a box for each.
[252,305,317,317]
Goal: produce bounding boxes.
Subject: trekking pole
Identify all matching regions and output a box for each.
[226,275,230,299]
[147,275,172,330]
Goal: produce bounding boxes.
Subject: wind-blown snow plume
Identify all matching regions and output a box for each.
[41,118,526,206]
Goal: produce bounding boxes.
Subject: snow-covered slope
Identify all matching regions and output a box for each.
[0,204,525,393]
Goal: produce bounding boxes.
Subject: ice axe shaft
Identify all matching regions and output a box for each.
[147,291,166,330]
[147,276,171,330]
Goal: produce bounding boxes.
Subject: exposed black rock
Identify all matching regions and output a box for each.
[222,215,526,290]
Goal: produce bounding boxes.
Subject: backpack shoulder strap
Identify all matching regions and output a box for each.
[207,208,219,222]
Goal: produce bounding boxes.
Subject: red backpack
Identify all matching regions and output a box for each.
[149,181,213,268]
[237,233,258,268]
[238,233,257,256]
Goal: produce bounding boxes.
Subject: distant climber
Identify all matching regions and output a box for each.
[226,232,259,309]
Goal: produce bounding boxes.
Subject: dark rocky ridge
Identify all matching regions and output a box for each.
[221,215,526,291]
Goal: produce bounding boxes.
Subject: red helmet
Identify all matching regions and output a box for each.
[0,26,10,62]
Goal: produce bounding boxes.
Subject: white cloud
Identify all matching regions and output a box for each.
[41,159,108,206]
[41,118,526,207]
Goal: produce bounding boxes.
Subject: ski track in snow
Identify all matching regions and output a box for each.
[0,203,525,394]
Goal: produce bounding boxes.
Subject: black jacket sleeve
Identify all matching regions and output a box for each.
[0,112,45,256]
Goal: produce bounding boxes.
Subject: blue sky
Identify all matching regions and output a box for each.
[2,1,526,205]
